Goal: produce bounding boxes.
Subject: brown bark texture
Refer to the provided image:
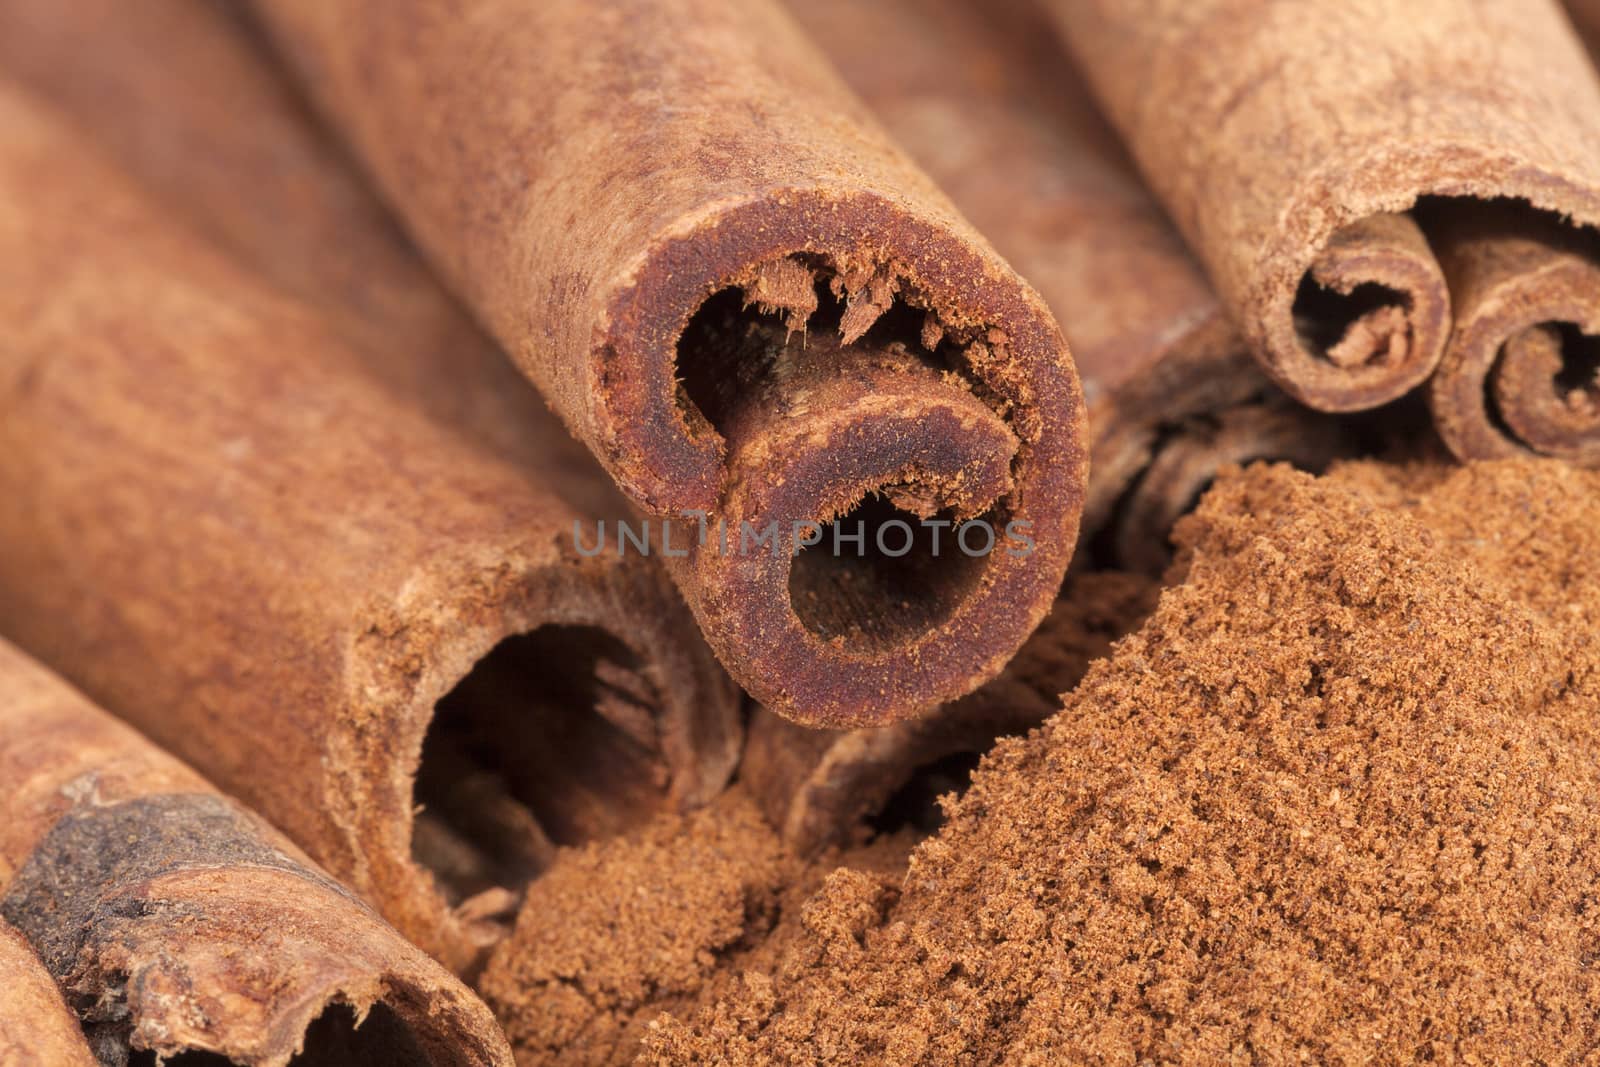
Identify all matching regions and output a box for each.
[0,79,738,975]
[0,639,513,1067]
[1048,0,1600,424]
[246,0,1091,726]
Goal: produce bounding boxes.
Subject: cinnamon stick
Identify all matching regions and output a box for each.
[1046,0,1600,414]
[0,639,512,1067]
[0,0,615,503]
[245,0,1090,726]
[737,0,1368,846]
[1421,200,1600,464]
[0,923,97,1067]
[0,82,738,974]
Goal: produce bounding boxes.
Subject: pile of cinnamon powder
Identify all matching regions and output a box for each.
[476,570,1161,1066]
[641,457,1600,1064]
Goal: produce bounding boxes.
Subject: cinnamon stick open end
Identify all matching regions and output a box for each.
[1426,201,1600,465]
[1491,323,1600,463]
[667,259,1075,725]
[340,559,740,974]
[590,193,1085,725]
[1279,212,1451,411]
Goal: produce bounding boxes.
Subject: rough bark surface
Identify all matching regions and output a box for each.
[1049,0,1600,414]
[0,640,512,1067]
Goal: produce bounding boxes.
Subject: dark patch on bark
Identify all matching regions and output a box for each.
[1,791,350,981]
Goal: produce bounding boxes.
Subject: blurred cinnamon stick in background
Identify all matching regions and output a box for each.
[245,0,1090,727]
[0,79,739,974]
[0,638,512,1066]
[0,924,96,1067]
[1046,0,1600,444]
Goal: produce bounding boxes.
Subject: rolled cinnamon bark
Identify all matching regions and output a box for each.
[246,0,1089,726]
[0,82,738,973]
[746,0,1361,847]
[0,0,610,502]
[0,923,96,1067]
[1421,201,1600,464]
[0,639,512,1067]
[1046,0,1600,414]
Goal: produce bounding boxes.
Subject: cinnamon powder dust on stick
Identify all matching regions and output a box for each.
[0,83,738,974]
[783,0,1357,563]
[0,923,96,1067]
[0,639,513,1067]
[648,456,1600,1063]
[247,0,1090,726]
[1048,0,1600,421]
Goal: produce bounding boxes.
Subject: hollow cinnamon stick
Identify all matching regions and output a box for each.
[1046,0,1600,414]
[0,81,738,974]
[1421,200,1600,464]
[245,0,1089,726]
[0,923,97,1067]
[736,0,1364,844]
[0,639,513,1067]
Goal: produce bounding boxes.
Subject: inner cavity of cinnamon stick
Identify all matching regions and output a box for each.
[0,640,513,1067]
[1286,213,1449,394]
[411,625,671,913]
[677,272,1010,652]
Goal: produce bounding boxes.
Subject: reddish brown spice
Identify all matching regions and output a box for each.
[647,457,1600,1064]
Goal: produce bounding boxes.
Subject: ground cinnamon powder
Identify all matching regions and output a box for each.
[477,791,915,1066]
[476,574,1160,1065]
[643,457,1600,1064]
